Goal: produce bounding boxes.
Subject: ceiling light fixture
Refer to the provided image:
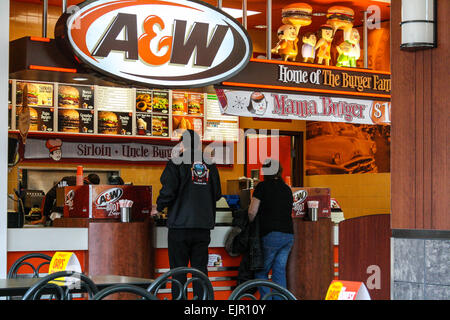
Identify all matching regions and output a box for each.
[221,7,261,19]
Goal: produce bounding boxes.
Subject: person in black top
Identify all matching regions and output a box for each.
[152,129,222,299]
[36,173,100,225]
[248,159,294,299]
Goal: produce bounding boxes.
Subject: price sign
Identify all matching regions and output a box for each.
[325,280,371,300]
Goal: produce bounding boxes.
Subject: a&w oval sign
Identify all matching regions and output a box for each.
[55,0,253,88]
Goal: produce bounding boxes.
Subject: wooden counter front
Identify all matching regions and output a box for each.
[286,218,333,300]
[53,218,154,279]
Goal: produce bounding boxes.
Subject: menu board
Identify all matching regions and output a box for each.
[95,86,134,112]
[57,84,95,133]
[10,80,239,142]
[95,86,134,135]
[98,111,133,135]
[16,105,55,132]
[135,89,170,136]
[172,91,205,138]
[204,94,239,141]
[15,81,55,132]
[16,81,54,107]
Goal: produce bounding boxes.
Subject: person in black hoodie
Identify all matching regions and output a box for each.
[152,129,222,299]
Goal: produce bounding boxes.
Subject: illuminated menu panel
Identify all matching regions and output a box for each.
[204,94,239,141]
[95,86,134,136]
[15,81,55,132]
[95,86,134,112]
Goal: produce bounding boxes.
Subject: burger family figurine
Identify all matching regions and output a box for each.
[326,6,355,37]
[314,24,334,66]
[301,32,316,63]
[271,24,299,62]
[272,3,360,67]
[336,28,361,67]
[281,3,313,37]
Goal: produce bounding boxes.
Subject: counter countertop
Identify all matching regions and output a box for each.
[7,224,233,251]
[7,227,88,252]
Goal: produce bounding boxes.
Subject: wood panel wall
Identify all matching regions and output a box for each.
[338,214,390,300]
[287,218,333,300]
[391,0,450,230]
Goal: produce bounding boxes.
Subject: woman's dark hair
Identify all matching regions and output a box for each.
[261,158,283,181]
[108,174,124,185]
[87,173,100,185]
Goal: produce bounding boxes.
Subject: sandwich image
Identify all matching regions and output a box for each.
[326,6,355,33]
[98,111,119,134]
[172,102,185,115]
[152,118,163,136]
[58,109,80,133]
[188,103,201,114]
[26,84,39,106]
[282,3,313,34]
[29,107,39,131]
[58,86,80,109]
[172,93,187,115]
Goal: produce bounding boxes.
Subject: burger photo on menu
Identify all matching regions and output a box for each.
[29,107,39,131]
[26,84,39,106]
[58,85,80,109]
[98,111,120,134]
[152,115,169,137]
[172,92,187,115]
[187,93,204,115]
[16,82,40,106]
[136,90,152,113]
[58,109,80,133]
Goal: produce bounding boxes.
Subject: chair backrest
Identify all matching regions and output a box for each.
[147,267,214,300]
[22,271,99,300]
[93,284,158,300]
[8,253,52,279]
[228,279,297,300]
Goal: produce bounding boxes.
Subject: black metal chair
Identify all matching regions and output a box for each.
[228,279,297,300]
[147,267,214,300]
[22,271,99,300]
[7,253,53,300]
[8,253,52,279]
[93,284,159,300]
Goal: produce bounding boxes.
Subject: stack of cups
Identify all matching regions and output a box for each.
[76,166,84,186]
[307,200,319,222]
[119,200,134,222]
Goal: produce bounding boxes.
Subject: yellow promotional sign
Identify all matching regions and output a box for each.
[325,281,344,300]
[325,280,371,300]
[48,252,82,285]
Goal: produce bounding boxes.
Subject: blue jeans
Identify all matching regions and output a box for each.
[254,231,294,300]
